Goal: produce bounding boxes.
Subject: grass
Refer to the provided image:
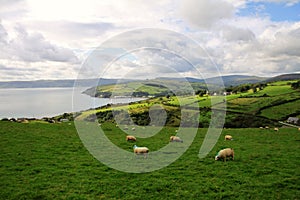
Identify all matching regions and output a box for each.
[260,99,300,120]
[225,83,300,116]
[88,79,202,98]
[1,121,300,199]
[76,80,300,128]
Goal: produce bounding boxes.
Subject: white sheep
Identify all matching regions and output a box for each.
[132,127,136,131]
[169,136,183,143]
[274,127,279,131]
[126,135,136,142]
[133,145,149,158]
[298,127,300,131]
[224,135,233,140]
[215,148,234,162]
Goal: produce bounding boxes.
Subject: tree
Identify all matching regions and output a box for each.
[196,89,206,97]
[291,81,300,89]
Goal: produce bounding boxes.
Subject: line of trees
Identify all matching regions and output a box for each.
[225,83,267,94]
[291,80,300,89]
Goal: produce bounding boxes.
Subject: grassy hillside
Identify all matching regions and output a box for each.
[77,80,300,128]
[224,81,300,121]
[0,121,299,199]
[83,79,208,98]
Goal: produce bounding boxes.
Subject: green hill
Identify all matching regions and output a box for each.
[77,79,300,128]
[83,79,208,98]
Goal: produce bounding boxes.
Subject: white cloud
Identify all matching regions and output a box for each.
[180,0,235,28]
[0,21,80,81]
[221,26,256,41]
[0,0,27,20]
[205,18,300,76]
[0,0,299,81]
[4,24,78,63]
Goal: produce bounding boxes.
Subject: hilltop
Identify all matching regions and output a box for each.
[82,73,300,98]
[1,73,299,89]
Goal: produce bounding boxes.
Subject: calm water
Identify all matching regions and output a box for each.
[0,87,143,119]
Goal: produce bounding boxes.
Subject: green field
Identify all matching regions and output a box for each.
[76,80,300,128]
[1,121,299,199]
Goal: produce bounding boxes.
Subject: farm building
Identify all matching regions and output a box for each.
[287,117,300,125]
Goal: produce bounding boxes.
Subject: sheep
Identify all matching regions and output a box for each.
[265,126,269,129]
[133,145,149,158]
[298,127,300,131]
[215,148,234,162]
[274,127,279,131]
[132,127,136,131]
[169,136,183,143]
[126,135,136,142]
[224,135,233,140]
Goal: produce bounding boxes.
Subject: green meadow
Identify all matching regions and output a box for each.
[1,121,299,199]
[77,80,300,128]
[1,79,300,199]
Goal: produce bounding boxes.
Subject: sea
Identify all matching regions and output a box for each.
[0,87,144,119]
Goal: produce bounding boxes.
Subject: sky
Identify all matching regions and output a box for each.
[0,0,299,81]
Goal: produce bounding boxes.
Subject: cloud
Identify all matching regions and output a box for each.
[180,0,235,28]
[25,21,116,43]
[0,23,8,44]
[206,18,300,76]
[0,23,78,63]
[0,0,300,81]
[0,0,27,20]
[77,28,217,79]
[221,26,256,41]
[0,22,80,81]
[267,26,300,57]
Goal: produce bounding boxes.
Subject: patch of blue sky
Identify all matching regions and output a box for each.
[237,1,300,22]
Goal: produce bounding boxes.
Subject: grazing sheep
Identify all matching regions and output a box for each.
[298,128,300,131]
[274,127,279,131]
[224,135,233,140]
[133,145,149,158]
[215,148,234,162]
[259,127,264,129]
[265,126,269,129]
[169,136,183,143]
[132,127,136,131]
[126,135,136,142]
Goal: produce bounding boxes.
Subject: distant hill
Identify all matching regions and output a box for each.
[158,75,269,86]
[206,75,268,86]
[0,73,299,88]
[265,73,300,83]
[0,78,133,88]
[83,79,206,98]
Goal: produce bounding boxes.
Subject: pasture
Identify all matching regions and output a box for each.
[1,121,299,199]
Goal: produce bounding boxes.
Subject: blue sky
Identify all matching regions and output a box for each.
[238,1,300,22]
